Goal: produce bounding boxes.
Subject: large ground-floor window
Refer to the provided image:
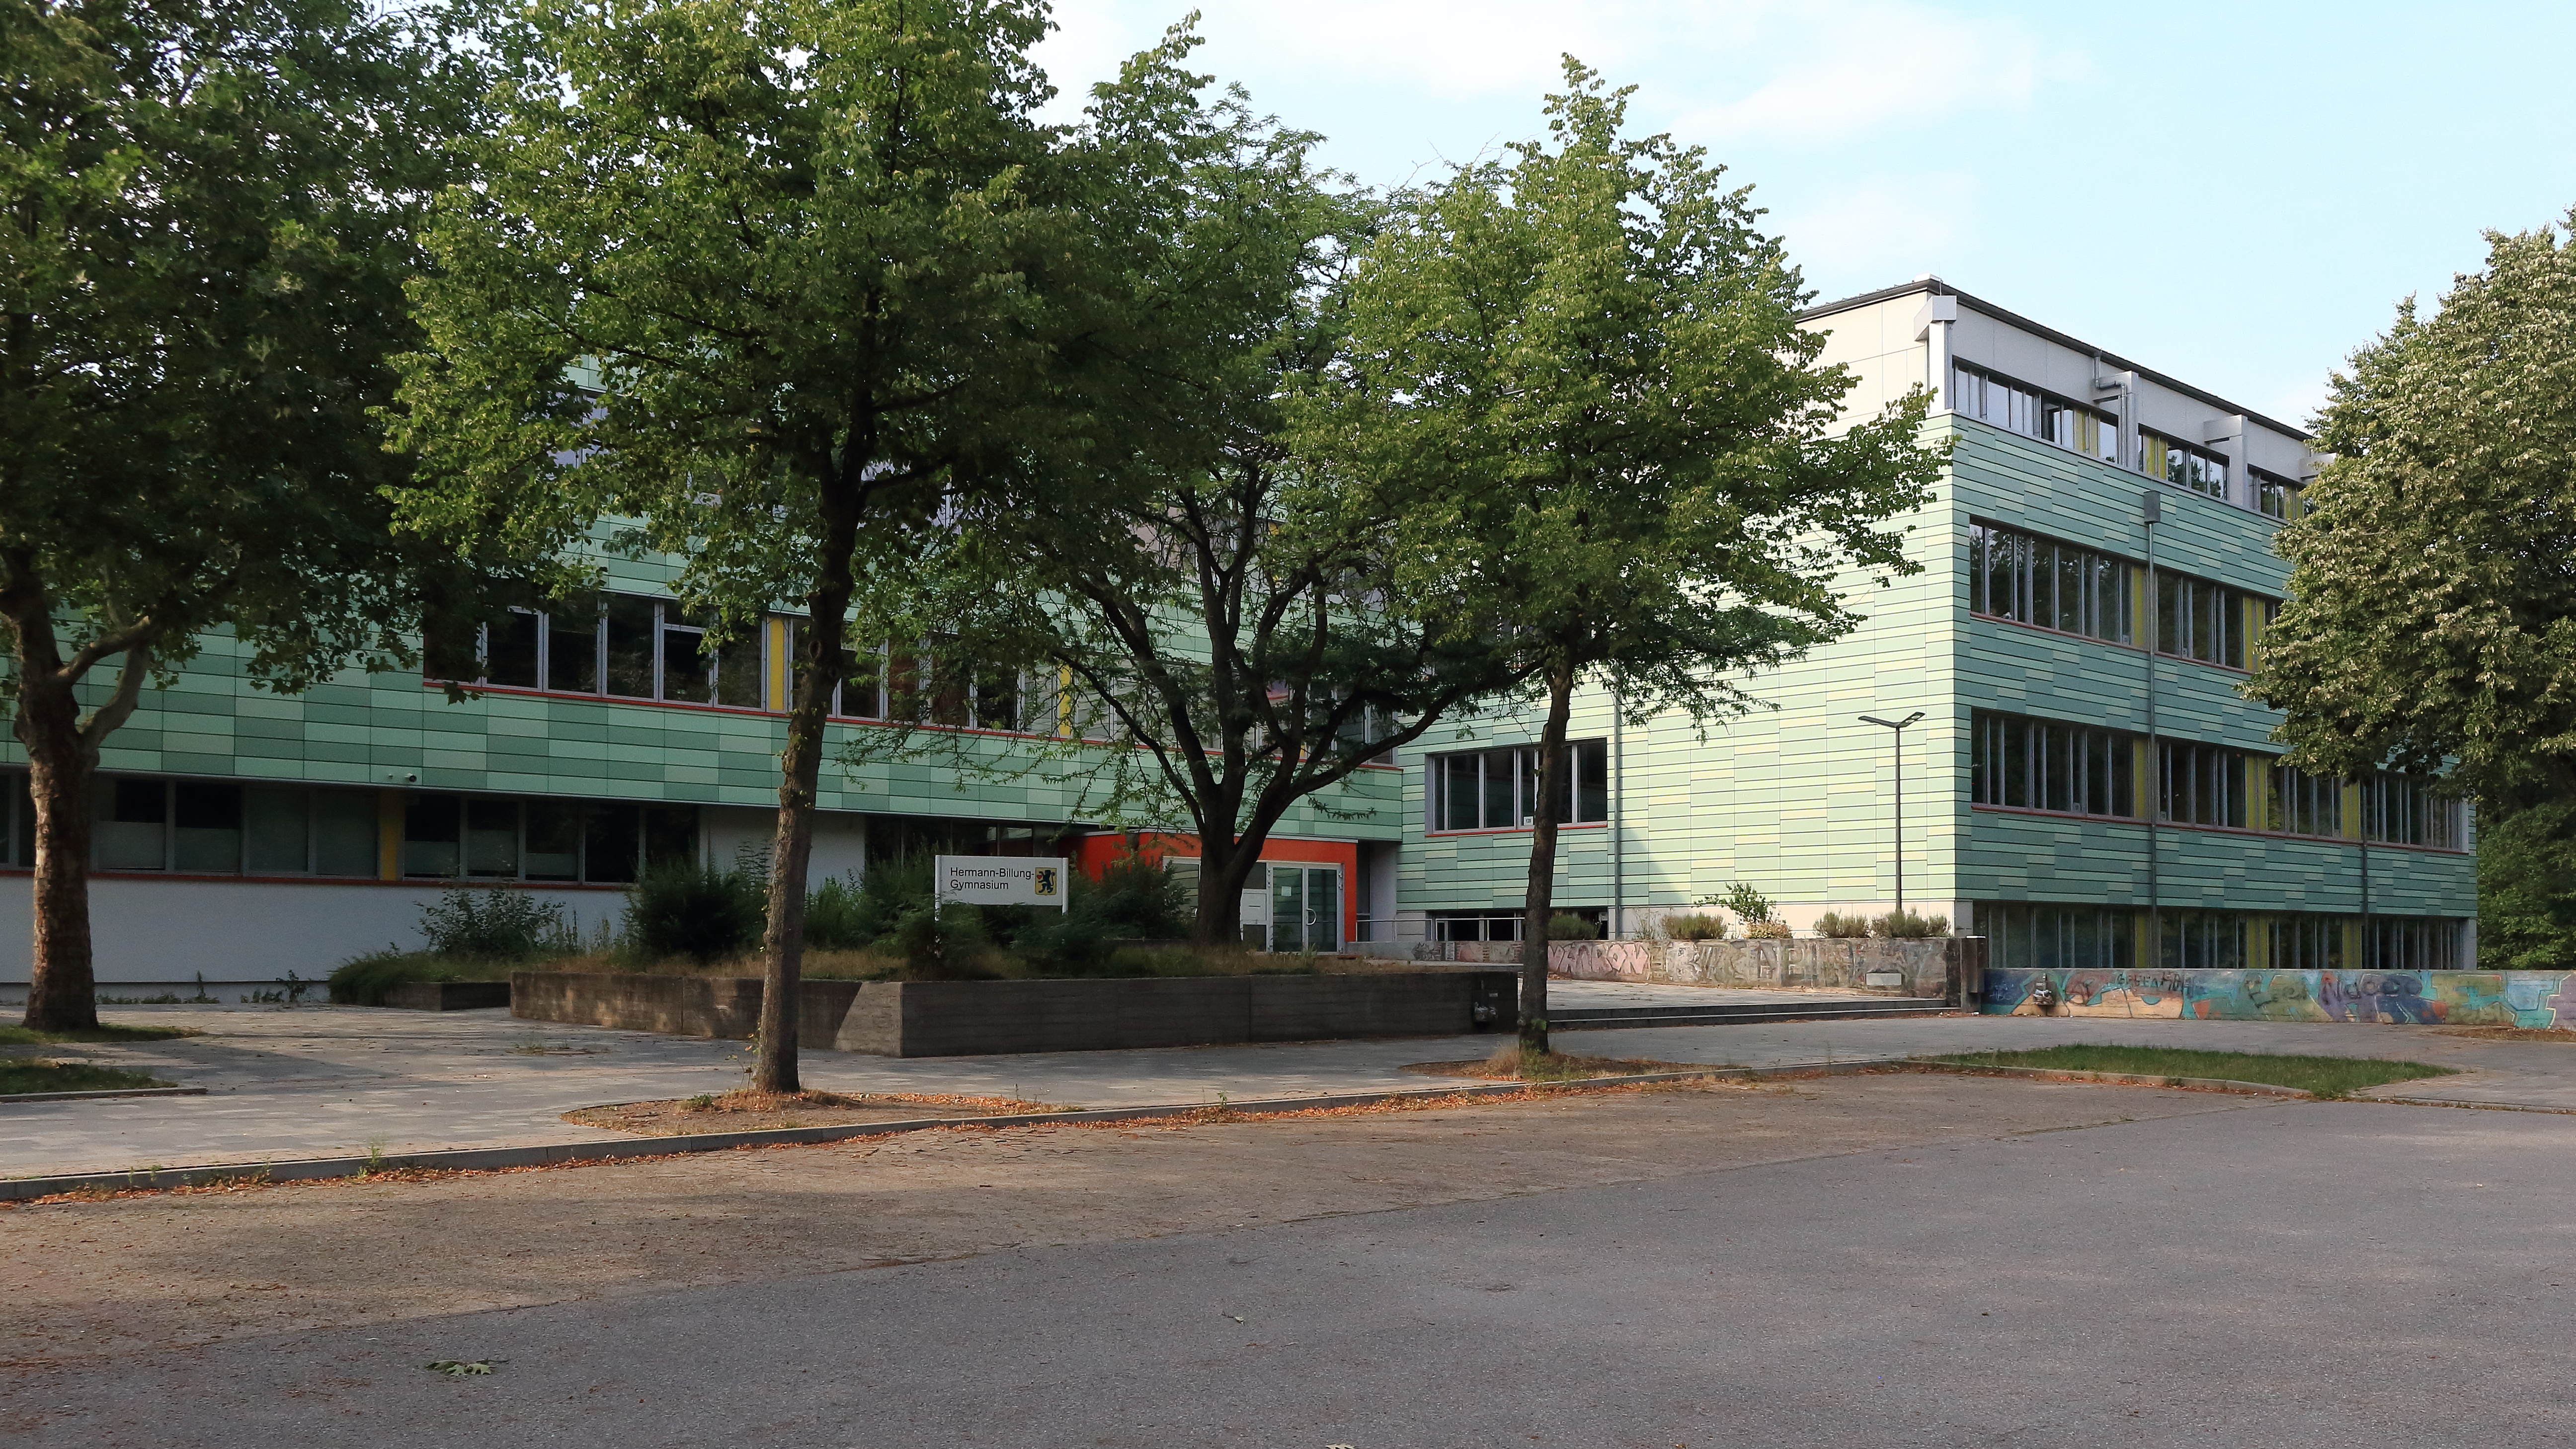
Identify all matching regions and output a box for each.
[1978,901,2466,972]
[0,768,699,885]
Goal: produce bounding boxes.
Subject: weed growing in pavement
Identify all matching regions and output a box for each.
[685,1093,718,1110]
[360,1136,391,1176]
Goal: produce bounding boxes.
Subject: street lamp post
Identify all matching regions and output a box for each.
[1859,711,1926,916]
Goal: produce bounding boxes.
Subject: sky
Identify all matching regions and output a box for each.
[1032,0,2576,430]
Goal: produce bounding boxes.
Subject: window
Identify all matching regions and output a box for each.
[2155,573,2253,667]
[2361,772,2462,850]
[1979,903,2136,973]
[605,595,655,699]
[95,778,168,871]
[172,781,243,872]
[238,786,377,876]
[2159,740,2248,827]
[1970,711,2136,817]
[1951,362,2118,464]
[2267,914,2344,971]
[1427,739,1610,830]
[789,625,1023,731]
[2160,909,2245,969]
[397,794,699,882]
[2254,469,2304,522]
[1970,523,2134,644]
[2267,763,2343,838]
[2141,431,2229,500]
[2363,917,2462,971]
[430,592,766,709]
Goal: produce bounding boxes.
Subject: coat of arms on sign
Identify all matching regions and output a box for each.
[1034,867,1059,897]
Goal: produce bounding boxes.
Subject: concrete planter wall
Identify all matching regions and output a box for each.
[513,969,1519,1058]
[1516,937,1981,1003]
[383,980,511,1011]
[1985,966,2576,1028]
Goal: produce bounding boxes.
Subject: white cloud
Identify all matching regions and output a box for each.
[1657,3,2058,146]
[1762,172,1974,294]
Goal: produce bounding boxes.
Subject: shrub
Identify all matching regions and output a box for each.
[1547,912,1600,940]
[417,886,571,961]
[1812,911,1871,939]
[890,901,997,978]
[1744,919,1793,940]
[842,855,934,947]
[1663,911,1729,941]
[328,949,478,1005]
[623,859,766,964]
[802,873,867,950]
[1082,850,1192,939]
[1870,910,1951,939]
[1719,882,1775,925]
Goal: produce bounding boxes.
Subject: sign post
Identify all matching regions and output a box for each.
[933,856,1071,916]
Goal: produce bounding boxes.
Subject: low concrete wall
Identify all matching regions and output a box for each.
[1985,967,2576,1027]
[384,981,511,1011]
[1530,937,1980,1002]
[515,970,1519,1057]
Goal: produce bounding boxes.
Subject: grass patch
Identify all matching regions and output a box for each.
[1926,1044,2456,1098]
[0,1058,173,1095]
[0,1022,195,1046]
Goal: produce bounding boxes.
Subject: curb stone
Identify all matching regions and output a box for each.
[0,1056,1911,1202]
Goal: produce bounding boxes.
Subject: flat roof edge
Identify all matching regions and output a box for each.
[1799,280,2314,443]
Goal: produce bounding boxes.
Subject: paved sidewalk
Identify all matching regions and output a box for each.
[10,984,2576,1178]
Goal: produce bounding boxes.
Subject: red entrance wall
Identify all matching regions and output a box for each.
[1073,832,1360,944]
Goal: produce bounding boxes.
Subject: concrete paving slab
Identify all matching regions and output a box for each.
[15,991,2576,1179]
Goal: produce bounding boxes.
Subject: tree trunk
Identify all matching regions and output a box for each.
[754,498,859,1095]
[19,678,100,1033]
[1191,822,1257,948]
[1517,659,1577,1054]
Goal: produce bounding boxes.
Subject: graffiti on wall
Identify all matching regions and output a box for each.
[1984,968,2576,1028]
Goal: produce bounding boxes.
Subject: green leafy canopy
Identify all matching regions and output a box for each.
[2250,212,2576,813]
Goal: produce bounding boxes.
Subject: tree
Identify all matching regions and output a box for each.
[393,0,1192,1090]
[2250,215,2576,819]
[2477,803,2576,971]
[1,0,491,1031]
[1297,62,1941,1050]
[944,45,1527,946]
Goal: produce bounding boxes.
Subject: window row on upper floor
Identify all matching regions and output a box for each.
[428,592,1410,763]
[1968,710,2464,848]
[1951,360,2308,520]
[428,592,1030,731]
[1426,740,1610,833]
[1969,521,2274,669]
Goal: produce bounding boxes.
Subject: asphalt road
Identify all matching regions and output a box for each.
[8,1093,2572,1448]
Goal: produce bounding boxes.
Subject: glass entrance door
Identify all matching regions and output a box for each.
[1267,865,1342,953]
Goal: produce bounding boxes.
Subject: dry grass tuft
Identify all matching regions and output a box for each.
[564,1088,1077,1136]
[1392,1042,1720,1084]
